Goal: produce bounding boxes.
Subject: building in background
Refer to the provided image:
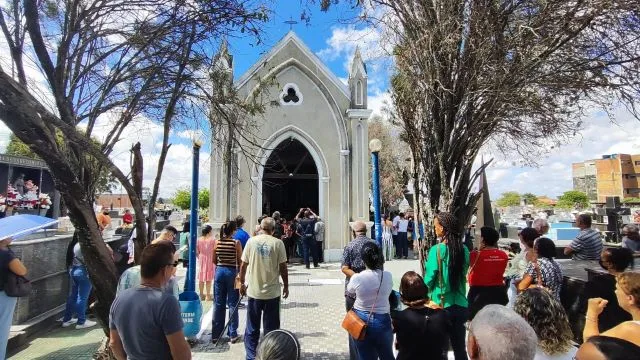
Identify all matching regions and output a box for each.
[572,154,640,202]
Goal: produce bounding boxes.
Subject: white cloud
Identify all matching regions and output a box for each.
[316,24,394,95]
[367,89,392,119]
[482,106,640,199]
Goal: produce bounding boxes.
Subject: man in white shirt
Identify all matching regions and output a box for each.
[396,213,409,259]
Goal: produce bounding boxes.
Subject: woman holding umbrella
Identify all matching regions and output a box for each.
[1,236,28,359]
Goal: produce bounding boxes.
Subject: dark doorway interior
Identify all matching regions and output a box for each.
[262,138,318,220]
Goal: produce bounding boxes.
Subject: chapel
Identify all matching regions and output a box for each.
[209,32,372,261]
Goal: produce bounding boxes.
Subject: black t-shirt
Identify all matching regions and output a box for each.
[0,248,17,291]
[298,218,317,239]
[392,307,451,360]
[581,273,631,332]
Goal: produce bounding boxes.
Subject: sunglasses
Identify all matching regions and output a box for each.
[166,261,178,267]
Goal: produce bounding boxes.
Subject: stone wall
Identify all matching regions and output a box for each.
[10,234,72,324]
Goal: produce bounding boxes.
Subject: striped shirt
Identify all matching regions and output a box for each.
[215,237,239,267]
[570,229,603,260]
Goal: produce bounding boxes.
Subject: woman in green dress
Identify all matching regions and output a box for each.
[423,212,470,360]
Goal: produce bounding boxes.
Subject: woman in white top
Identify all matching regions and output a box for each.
[346,242,394,360]
[514,288,577,360]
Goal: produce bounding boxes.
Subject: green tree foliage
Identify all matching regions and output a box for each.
[556,190,590,209]
[5,134,37,158]
[368,116,409,209]
[522,193,539,206]
[622,197,640,204]
[172,188,209,210]
[198,188,210,209]
[496,191,521,207]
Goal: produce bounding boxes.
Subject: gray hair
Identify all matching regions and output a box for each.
[260,217,276,234]
[532,218,549,234]
[470,305,537,360]
[256,329,300,360]
[272,211,281,220]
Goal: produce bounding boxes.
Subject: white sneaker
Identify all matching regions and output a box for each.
[76,320,97,329]
[61,319,77,327]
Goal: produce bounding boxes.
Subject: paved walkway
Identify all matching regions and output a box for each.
[9,259,422,359]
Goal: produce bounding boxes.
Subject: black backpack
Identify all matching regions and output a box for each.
[302,220,315,240]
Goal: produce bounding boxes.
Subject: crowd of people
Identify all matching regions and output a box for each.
[341,213,640,360]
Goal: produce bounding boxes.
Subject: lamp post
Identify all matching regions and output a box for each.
[369,138,383,246]
[186,139,201,293]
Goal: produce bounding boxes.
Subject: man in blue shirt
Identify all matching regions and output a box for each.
[233,215,251,249]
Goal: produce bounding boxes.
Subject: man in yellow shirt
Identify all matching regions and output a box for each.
[238,217,288,360]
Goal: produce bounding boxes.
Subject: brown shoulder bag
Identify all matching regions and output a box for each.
[342,271,384,340]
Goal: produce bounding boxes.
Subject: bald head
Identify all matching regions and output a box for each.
[352,221,367,235]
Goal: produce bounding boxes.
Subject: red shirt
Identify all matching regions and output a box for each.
[122,213,133,224]
[468,248,509,287]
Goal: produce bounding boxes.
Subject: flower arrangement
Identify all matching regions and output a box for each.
[39,193,52,209]
[21,180,39,209]
[6,184,21,206]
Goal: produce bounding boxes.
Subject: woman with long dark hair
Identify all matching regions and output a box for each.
[423,212,470,360]
[346,242,394,359]
[212,220,242,343]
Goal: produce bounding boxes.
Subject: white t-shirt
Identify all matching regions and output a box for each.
[534,346,577,360]
[346,269,393,314]
[241,234,287,300]
[398,219,409,233]
[392,216,400,235]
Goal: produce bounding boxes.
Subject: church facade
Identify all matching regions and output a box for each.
[209,32,372,261]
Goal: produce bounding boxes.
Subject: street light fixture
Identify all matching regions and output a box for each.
[369,139,383,247]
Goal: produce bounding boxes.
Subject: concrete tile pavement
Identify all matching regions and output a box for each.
[8,258,424,359]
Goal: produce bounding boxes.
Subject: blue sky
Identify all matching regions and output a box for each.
[1,0,639,199]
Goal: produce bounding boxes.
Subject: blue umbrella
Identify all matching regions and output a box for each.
[0,214,59,241]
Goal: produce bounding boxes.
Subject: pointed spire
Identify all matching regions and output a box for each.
[349,46,367,79]
[217,39,233,71]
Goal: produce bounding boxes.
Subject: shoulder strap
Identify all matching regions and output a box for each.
[535,260,544,288]
[436,245,445,307]
[366,271,384,325]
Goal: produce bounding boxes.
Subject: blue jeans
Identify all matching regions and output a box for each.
[62,265,92,325]
[212,266,239,339]
[245,297,280,360]
[352,309,394,360]
[446,305,469,360]
[0,290,18,360]
[302,236,318,267]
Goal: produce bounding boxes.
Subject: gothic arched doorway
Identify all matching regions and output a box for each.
[262,138,319,220]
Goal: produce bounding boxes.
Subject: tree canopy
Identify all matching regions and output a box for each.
[172,188,210,210]
[556,190,590,209]
[496,191,521,207]
[368,116,408,210]
[321,0,640,249]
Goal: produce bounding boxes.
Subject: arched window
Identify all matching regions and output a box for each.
[356,80,363,106]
